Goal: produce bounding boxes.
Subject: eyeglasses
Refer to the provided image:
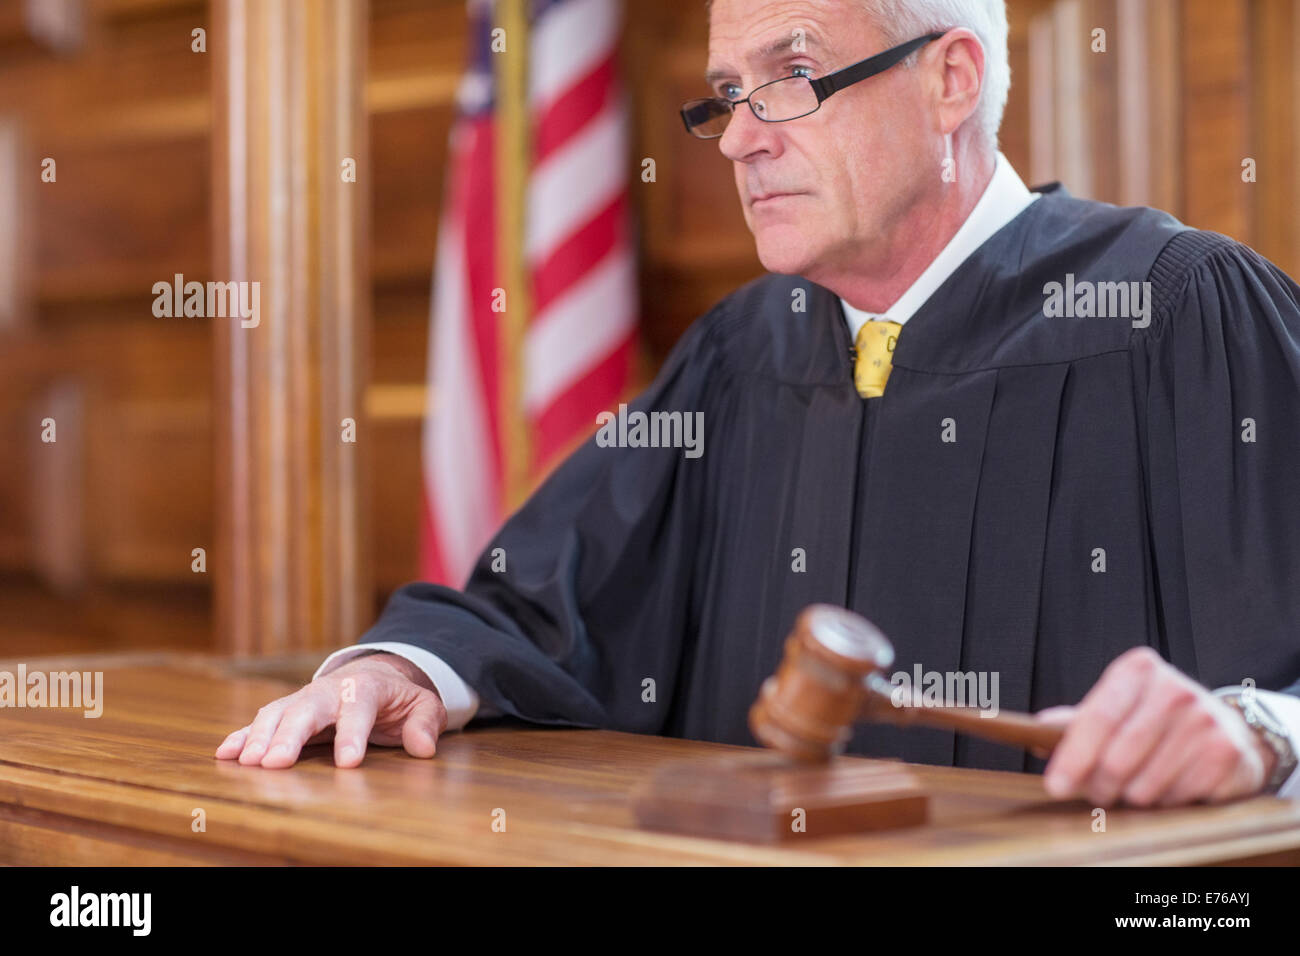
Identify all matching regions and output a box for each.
[680,32,945,139]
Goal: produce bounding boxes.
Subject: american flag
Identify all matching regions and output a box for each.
[421,0,637,586]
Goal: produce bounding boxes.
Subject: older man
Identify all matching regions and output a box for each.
[219,0,1300,808]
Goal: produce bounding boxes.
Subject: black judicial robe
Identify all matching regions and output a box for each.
[361,184,1300,772]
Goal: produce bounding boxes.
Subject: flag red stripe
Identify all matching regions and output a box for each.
[425,2,637,584]
[533,52,617,166]
[531,192,627,315]
[533,332,635,469]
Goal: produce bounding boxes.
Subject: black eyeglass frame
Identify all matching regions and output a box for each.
[681,31,947,138]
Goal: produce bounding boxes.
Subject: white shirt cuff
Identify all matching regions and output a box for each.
[314,643,481,732]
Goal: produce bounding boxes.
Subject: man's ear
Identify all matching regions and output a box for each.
[928,28,985,136]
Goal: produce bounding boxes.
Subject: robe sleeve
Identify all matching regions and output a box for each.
[353,306,725,731]
[1137,230,1300,699]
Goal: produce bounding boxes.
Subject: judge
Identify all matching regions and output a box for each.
[218,0,1300,808]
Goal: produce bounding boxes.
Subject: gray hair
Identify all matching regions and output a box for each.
[861,0,1009,147]
[706,0,1011,146]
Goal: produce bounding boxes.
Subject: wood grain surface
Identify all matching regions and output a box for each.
[1,654,1298,865]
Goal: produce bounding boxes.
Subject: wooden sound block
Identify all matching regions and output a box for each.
[631,752,928,843]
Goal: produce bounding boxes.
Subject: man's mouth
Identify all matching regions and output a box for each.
[750,191,802,206]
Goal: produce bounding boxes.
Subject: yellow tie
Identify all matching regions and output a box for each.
[854,319,902,398]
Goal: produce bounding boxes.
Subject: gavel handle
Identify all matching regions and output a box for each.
[860,678,1066,753]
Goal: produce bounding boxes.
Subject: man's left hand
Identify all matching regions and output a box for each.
[1034,646,1277,807]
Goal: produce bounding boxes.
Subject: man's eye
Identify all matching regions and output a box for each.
[721,83,743,100]
[790,65,814,78]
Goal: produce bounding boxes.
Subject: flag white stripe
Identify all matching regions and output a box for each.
[529,0,620,111]
[524,245,637,413]
[424,183,498,586]
[526,102,626,264]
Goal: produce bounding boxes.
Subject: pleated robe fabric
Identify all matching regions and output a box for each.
[361,184,1300,772]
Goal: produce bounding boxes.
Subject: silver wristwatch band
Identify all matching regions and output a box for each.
[1213,687,1299,794]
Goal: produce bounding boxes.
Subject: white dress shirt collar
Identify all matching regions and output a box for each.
[839,151,1039,340]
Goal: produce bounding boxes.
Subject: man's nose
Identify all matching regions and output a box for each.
[718,102,781,163]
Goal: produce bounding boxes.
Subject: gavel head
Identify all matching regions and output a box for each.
[748,604,895,762]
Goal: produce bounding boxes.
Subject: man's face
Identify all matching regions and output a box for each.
[706,0,935,277]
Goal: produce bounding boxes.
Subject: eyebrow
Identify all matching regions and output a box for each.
[704,32,824,87]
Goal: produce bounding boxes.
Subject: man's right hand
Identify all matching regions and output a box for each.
[214,652,448,769]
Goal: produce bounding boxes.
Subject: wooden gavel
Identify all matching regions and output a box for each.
[749,604,1067,761]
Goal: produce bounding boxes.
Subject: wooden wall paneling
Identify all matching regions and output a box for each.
[88,401,212,584]
[0,0,86,55]
[318,0,372,659]
[1027,3,1058,183]
[1114,0,1145,204]
[0,313,214,584]
[367,406,422,595]
[370,285,431,384]
[0,115,30,330]
[1294,0,1300,276]
[28,380,87,596]
[369,107,448,286]
[0,1,208,130]
[0,402,32,567]
[1250,0,1299,278]
[366,0,461,286]
[1082,0,1119,201]
[1052,0,1093,196]
[92,0,203,18]
[0,0,213,310]
[366,0,465,79]
[0,574,211,656]
[622,1,761,361]
[1002,0,1040,178]
[360,0,465,596]
[211,0,371,655]
[0,4,33,49]
[366,283,429,592]
[1180,0,1253,241]
[34,138,211,304]
[1029,0,1187,210]
[1115,0,1181,214]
